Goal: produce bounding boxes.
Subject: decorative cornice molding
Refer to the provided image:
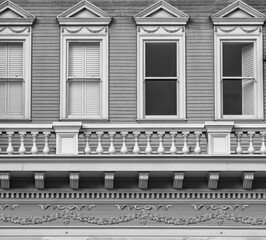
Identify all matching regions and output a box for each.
[57,0,111,26]
[134,0,189,26]
[1,191,266,200]
[211,0,266,26]
[0,0,35,25]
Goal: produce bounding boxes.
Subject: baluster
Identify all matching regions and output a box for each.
[84,132,91,155]
[108,132,116,154]
[0,132,1,153]
[145,132,153,154]
[260,132,266,154]
[19,132,26,154]
[182,132,190,154]
[96,132,104,154]
[43,132,50,155]
[6,132,14,155]
[247,132,255,154]
[120,132,128,154]
[170,132,177,154]
[157,132,165,154]
[194,132,201,154]
[31,132,38,154]
[133,132,140,154]
[235,132,243,154]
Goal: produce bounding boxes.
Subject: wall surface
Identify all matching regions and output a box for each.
[0,0,265,124]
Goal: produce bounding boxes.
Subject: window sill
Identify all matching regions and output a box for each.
[137,118,186,123]
[215,117,264,122]
[60,118,109,123]
[0,118,31,122]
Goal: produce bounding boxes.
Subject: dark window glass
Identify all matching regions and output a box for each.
[145,80,176,115]
[223,43,242,77]
[145,43,176,77]
[223,80,242,115]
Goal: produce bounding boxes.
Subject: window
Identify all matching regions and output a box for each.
[222,41,255,116]
[0,1,35,119]
[134,1,189,120]
[211,0,265,119]
[0,42,24,118]
[145,42,178,116]
[57,0,111,120]
[67,42,101,118]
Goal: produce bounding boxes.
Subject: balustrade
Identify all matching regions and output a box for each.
[0,123,266,156]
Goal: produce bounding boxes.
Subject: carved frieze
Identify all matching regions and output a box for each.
[0,203,265,227]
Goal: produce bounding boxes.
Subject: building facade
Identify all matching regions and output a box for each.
[0,0,266,239]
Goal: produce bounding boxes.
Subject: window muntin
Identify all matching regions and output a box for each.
[0,42,24,118]
[221,41,255,116]
[144,41,178,116]
[67,41,101,118]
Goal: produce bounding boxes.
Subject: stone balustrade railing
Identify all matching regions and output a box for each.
[232,124,266,155]
[79,124,206,155]
[0,123,266,155]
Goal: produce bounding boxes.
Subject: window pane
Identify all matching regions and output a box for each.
[85,81,100,116]
[223,79,254,115]
[145,79,176,115]
[8,81,23,116]
[68,81,83,115]
[223,42,254,77]
[145,43,176,77]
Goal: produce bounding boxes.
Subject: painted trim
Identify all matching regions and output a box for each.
[213,27,264,120]
[137,27,186,120]
[60,27,109,120]
[0,27,32,120]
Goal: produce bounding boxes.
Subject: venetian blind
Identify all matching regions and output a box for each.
[68,42,100,116]
[242,43,254,115]
[0,43,23,116]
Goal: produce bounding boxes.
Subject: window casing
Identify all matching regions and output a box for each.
[137,32,186,120]
[214,31,263,120]
[0,35,31,120]
[60,32,108,120]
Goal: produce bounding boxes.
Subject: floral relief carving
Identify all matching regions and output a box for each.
[192,204,249,211]
[38,204,95,211]
[0,205,19,211]
[0,26,29,34]
[140,26,182,34]
[217,26,260,34]
[0,204,265,226]
[115,204,172,211]
[63,26,106,34]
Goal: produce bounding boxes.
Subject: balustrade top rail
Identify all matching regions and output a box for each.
[0,123,265,155]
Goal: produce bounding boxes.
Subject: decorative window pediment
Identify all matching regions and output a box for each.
[134,0,189,25]
[211,0,266,25]
[57,0,111,25]
[0,0,35,25]
[212,0,265,120]
[135,1,189,120]
[58,0,110,120]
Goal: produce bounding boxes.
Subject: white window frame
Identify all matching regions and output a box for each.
[214,28,263,120]
[137,28,186,120]
[0,32,32,120]
[60,29,108,120]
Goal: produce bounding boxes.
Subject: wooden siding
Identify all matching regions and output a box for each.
[0,0,265,123]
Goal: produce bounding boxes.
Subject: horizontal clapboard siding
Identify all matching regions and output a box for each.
[0,0,264,123]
